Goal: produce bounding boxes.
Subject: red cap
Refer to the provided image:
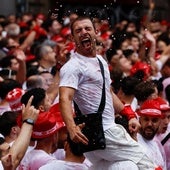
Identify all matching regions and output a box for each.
[6,88,25,112]
[36,13,46,21]
[155,97,170,111]
[138,98,163,117]
[61,27,71,37]
[101,32,110,41]
[31,110,65,139]
[130,61,151,80]
[51,35,64,43]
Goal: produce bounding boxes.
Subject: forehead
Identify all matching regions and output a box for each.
[140,115,160,121]
[73,19,93,29]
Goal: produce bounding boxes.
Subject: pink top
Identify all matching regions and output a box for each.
[156,125,170,170]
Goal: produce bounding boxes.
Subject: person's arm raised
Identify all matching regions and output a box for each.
[1,96,39,170]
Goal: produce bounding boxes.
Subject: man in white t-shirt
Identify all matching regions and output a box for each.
[137,97,167,170]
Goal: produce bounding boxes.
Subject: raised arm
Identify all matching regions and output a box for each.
[1,96,39,170]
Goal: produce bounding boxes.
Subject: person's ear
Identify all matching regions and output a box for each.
[95,29,99,35]
[70,34,75,42]
[38,105,45,112]
[64,141,68,151]
[11,126,19,135]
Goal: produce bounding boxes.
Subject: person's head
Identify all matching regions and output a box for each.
[6,88,25,112]
[161,58,170,78]
[130,61,151,81]
[0,111,20,140]
[39,71,54,89]
[21,87,51,112]
[118,76,141,97]
[43,18,62,35]
[26,74,48,90]
[5,23,20,39]
[34,44,56,66]
[65,133,84,156]
[134,80,158,104]
[106,48,132,75]
[129,34,140,51]
[123,49,139,65]
[70,16,98,57]
[156,97,170,134]
[157,33,170,53]
[0,55,19,71]
[138,98,163,140]
[0,79,21,100]
[17,105,66,152]
[165,84,170,104]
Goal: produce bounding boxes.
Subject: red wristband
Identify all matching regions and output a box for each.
[120,105,137,120]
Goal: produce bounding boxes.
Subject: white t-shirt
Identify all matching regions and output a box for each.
[137,133,166,170]
[39,160,89,170]
[59,52,115,131]
[52,149,65,160]
[17,149,56,170]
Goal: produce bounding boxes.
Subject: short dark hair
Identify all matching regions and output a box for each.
[21,88,46,109]
[70,16,95,35]
[67,133,83,156]
[134,80,156,102]
[0,111,18,137]
[0,79,21,99]
[120,76,141,95]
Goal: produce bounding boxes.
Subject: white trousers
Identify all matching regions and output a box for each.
[85,124,156,170]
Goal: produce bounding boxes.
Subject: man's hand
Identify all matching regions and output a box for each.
[68,123,89,145]
[22,96,39,123]
[1,154,13,170]
[128,118,141,141]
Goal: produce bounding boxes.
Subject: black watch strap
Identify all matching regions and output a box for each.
[23,118,34,125]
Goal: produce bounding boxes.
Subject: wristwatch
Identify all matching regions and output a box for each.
[23,118,34,125]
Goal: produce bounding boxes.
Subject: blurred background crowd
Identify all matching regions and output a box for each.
[0,0,170,169]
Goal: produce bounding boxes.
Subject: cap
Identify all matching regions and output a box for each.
[32,109,65,139]
[51,35,64,43]
[130,61,151,80]
[155,97,170,111]
[61,27,71,37]
[36,13,46,21]
[138,98,162,117]
[6,88,25,112]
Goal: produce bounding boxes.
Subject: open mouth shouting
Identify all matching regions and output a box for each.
[81,37,92,50]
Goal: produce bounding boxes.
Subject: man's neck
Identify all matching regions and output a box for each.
[65,154,85,163]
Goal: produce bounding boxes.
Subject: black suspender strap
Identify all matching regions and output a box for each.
[161,132,170,145]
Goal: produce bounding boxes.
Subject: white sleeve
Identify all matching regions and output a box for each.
[156,60,163,71]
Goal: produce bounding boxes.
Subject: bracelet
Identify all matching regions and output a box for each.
[23,118,34,125]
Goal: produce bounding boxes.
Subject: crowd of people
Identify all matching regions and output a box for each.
[0,2,170,170]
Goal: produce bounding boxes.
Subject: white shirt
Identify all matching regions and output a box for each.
[18,149,56,170]
[59,52,115,131]
[39,159,90,170]
[137,133,166,170]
